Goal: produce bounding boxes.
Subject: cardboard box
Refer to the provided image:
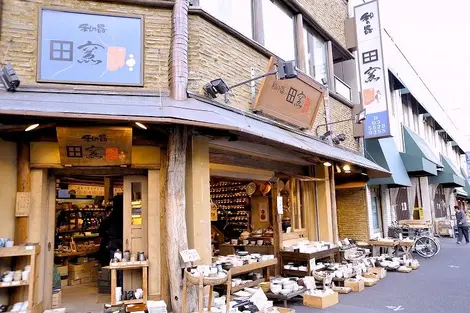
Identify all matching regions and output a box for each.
[81,277,92,284]
[68,278,81,286]
[303,292,339,309]
[61,279,68,288]
[57,265,68,276]
[82,262,92,273]
[364,278,378,287]
[344,279,364,292]
[68,263,85,272]
[368,267,387,279]
[52,291,62,308]
[363,272,380,280]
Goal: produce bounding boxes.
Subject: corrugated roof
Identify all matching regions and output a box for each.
[0,90,389,175]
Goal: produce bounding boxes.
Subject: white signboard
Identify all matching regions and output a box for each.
[277,196,283,215]
[354,0,390,139]
[180,249,201,263]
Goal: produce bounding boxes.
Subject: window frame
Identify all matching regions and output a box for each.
[303,23,328,84]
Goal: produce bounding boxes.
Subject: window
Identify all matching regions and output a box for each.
[370,189,381,230]
[200,0,253,39]
[50,40,74,61]
[434,187,447,218]
[303,26,327,83]
[261,0,295,61]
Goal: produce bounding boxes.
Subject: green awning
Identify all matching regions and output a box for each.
[455,187,468,198]
[403,125,443,168]
[459,168,470,199]
[429,155,465,187]
[400,152,438,176]
[365,137,412,187]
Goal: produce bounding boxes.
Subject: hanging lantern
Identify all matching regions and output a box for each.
[260,182,272,196]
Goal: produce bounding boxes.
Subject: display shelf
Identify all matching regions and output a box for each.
[0,245,39,257]
[104,263,148,305]
[231,278,265,293]
[57,228,99,234]
[119,299,144,305]
[0,280,30,288]
[54,249,99,258]
[282,269,309,277]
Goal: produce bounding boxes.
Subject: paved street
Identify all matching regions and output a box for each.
[291,238,470,313]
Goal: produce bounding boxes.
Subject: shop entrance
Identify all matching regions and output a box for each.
[52,173,147,313]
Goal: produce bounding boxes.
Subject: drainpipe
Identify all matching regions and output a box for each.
[169,0,189,100]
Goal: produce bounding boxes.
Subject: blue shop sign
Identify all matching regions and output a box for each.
[38,9,143,86]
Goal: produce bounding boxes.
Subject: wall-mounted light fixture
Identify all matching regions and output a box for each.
[1,63,20,91]
[25,124,40,132]
[135,122,147,130]
[203,60,298,99]
[323,162,332,167]
[315,108,366,138]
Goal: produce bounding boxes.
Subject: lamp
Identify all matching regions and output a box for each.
[135,122,147,130]
[1,63,20,91]
[323,162,332,167]
[203,60,298,99]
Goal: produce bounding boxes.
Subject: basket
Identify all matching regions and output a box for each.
[185,269,228,286]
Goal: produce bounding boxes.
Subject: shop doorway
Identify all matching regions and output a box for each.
[52,174,147,313]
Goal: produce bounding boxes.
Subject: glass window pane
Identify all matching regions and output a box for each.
[371,197,379,229]
[303,26,327,83]
[200,0,252,39]
[131,182,142,225]
[262,0,295,61]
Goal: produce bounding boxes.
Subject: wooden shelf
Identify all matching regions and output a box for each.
[0,245,39,257]
[104,262,149,270]
[231,259,277,276]
[231,278,265,293]
[54,249,98,258]
[282,269,309,277]
[57,229,99,234]
[0,280,30,288]
[118,299,144,305]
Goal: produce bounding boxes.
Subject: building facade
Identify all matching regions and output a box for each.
[0,0,388,311]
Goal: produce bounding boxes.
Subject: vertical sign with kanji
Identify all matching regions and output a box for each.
[354,0,390,139]
[465,152,470,179]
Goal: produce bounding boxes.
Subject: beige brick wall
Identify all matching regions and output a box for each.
[0,1,171,91]
[330,97,359,151]
[188,16,269,111]
[297,0,348,48]
[336,187,370,240]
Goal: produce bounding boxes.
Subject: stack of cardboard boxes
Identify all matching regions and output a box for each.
[57,259,99,287]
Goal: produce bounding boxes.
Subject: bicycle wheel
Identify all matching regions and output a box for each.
[414,236,438,258]
[431,237,441,255]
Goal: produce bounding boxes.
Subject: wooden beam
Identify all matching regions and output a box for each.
[16,141,30,244]
[329,166,338,242]
[165,125,195,313]
[252,0,264,45]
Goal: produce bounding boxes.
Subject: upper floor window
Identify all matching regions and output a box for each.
[261,0,295,61]
[303,26,327,84]
[200,0,253,39]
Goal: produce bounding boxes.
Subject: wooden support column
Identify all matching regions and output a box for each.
[185,136,211,264]
[165,125,195,313]
[329,166,339,242]
[315,165,333,242]
[252,0,264,45]
[270,185,281,276]
[104,177,113,203]
[16,142,30,244]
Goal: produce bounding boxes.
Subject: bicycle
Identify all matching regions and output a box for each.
[410,228,440,258]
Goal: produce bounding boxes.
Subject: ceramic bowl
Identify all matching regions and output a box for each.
[270,284,282,294]
[280,288,292,295]
[257,240,264,246]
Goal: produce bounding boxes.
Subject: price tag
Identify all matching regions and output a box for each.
[180,249,201,263]
[277,196,283,215]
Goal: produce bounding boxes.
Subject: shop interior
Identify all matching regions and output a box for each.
[53,175,143,313]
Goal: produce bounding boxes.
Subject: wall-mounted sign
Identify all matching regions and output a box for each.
[354,0,390,139]
[67,185,123,196]
[38,9,143,86]
[254,57,325,130]
[15,192,31,217]
[466,153,470,179]
[56,127,132,167]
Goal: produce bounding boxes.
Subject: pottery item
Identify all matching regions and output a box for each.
[231,239,238,245]
[13,271,21,281]
[123,250,130,261]
[3,276,12,283]
[21,271,29,281]
[257,240,264,246]
[245,182,257,196]
[280,289,292,295]
[24,265,31,272]
[114,249,122,262]
[0,238,6,248]
[270,284,282,294]
[5,240,13,248]
[242,240,249,245]
[138,251,145,261]
[260,182,272,196]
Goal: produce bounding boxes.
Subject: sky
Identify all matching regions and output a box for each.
[379,0,470,146]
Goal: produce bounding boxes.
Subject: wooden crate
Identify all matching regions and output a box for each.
[303,292,338,309]
[344,279,364,293]
[52,291,62,308]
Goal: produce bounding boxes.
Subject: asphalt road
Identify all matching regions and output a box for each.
[289,238,470,313]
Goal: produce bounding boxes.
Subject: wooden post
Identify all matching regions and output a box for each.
[329,166,339,242]
[16,141,30,244]
[294,14,306,72]
[104,177,113,203]
[165,125,195,313]
[270,185,281,276]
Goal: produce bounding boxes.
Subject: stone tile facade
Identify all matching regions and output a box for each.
[336,187,370,240]
[297,0,348,48]
[0,0,172,91]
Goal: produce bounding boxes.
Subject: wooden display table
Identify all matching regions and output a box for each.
[396,240,414,259]
[103,262,148,305]
[219,244,274,256]
[280,248,339,277]
[368,240,398,257]
[265,287,306,307]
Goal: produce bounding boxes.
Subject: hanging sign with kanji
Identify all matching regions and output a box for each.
[354,0,391,139]
[254,57,325,130]
[56,127,132,166]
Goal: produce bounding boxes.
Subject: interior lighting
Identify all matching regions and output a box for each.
[135,122,147,130]
[323,162,332,167]
[25,124,39,132]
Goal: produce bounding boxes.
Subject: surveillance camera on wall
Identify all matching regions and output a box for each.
[1,63,20,91]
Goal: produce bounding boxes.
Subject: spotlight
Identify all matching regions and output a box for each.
[1,63,20,91]
[323,162,332,167]
[361,172,368,176]
[332,133,346,145]
[320,131,332,141]
[343,165,351,173]
[336,165,341,173]
[203,78,229,99]
[277,60,298,79]
[135,122,147,130]
[25,124,39,132]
